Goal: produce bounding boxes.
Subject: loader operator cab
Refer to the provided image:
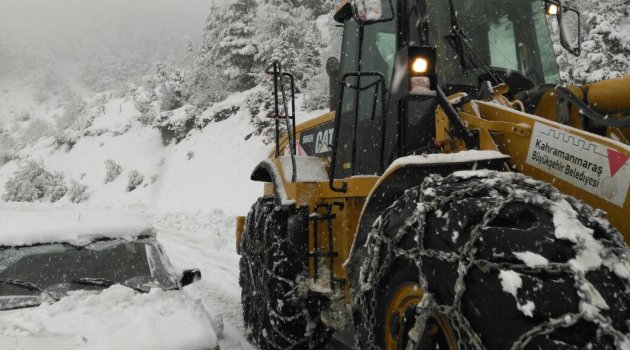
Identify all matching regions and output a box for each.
[330,0,579,186]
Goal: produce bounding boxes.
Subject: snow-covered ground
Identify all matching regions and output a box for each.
[0,285,219,350]
[151,211,255,350]
[151,211,348,350]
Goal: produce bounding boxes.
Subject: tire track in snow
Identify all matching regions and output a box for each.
[155,225,350,350]
[156,225,255,350]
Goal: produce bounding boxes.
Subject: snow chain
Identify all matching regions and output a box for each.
[351,172,630,350]
[242,201,329,350]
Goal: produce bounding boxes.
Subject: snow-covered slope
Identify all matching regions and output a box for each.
[0,88,324,215]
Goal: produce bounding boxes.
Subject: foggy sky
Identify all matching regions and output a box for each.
[0,0,218,89]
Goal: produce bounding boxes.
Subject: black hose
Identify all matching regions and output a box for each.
[555,86,630,128]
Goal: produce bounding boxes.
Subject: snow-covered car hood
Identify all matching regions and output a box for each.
[0,285,217,350]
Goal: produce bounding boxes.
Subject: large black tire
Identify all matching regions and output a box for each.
[354,171,630,350]
[239,197,331,349]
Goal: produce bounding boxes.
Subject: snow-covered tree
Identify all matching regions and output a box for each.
[255,3,321,88]
[68,181,89,203]
[262,0,334,16]
[557,0,630,83]
[187,62,229,110]
[303,13,342,111]
[127,170,145,192]
[3,160,67,203]
[212,0,259,91]
[56,91,89,131]
[146,64,187,111]
[104,159,123,184]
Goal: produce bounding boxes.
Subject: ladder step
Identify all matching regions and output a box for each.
[309,250,339,258]
[309,213,336,221]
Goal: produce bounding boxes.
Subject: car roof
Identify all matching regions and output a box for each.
[0,209,155,247]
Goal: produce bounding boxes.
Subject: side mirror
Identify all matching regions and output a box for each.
[546,0,581,56]
[558,6,581,56]
[352,0,394,25]
[180,269,201,287]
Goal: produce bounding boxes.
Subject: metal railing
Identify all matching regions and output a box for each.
[265,61,298,182]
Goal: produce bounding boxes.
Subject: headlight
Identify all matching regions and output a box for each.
[411,57,429,74]
[545,2,559,16]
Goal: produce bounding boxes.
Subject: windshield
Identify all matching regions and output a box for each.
[425,0,560,90]
[0,238,178,309]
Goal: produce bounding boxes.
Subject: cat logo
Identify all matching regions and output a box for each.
[315,128,334,154]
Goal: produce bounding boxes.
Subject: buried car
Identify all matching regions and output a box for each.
[0,209,217,350]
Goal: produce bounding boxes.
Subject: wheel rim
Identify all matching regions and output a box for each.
[385,283,458,350]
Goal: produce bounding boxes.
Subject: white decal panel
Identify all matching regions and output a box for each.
[526,122,630,207]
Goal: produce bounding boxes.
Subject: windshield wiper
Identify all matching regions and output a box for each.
[70,278,148,293]
[0,278,59,301]
[446,0,504,86]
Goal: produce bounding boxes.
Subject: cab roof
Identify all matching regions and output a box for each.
[0,209,155,247]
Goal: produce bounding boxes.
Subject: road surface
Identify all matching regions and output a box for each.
[156,223,352,350]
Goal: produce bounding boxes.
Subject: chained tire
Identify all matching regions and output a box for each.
[354,171,630,350]
[239,197,331,350]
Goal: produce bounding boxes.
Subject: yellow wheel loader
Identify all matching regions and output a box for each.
[236,0,630,348]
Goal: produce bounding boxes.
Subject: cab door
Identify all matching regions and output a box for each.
[333,0,398,179]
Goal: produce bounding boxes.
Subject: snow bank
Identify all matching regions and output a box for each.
[0,209,154,246]
[0,285,217,350]
[153,211,257,350]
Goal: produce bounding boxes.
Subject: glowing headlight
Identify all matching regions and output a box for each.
[411,57,429,74]
[546,3,559,16]
[408,46,437,94]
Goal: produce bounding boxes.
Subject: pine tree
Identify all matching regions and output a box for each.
[255,3,324,88]
[262,0,332,15]
[188,2,230,107]
[213,0,259,91]
[303,13,342,111]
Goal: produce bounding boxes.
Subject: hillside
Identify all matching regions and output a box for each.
[0,84,326,215]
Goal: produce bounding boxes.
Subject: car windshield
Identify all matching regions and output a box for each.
[0,237,178,310]
[425,0,560,90]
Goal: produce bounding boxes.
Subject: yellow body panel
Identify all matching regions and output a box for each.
[235,216,245,254]
[474,100,629,236]
[261,156,378,298]
[236,80,630,304]
[269,112,335,158]
[587,76,630,112]
[435,89,630,236]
